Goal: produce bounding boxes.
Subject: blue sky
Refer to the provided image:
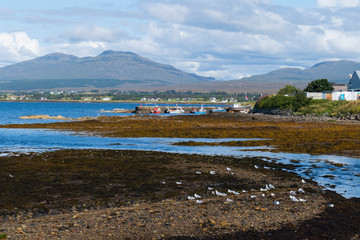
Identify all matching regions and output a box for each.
[1,0,360,80]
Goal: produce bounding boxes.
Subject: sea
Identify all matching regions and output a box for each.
[0,101,359,199]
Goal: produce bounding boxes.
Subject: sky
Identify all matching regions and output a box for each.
[1,0,360,80]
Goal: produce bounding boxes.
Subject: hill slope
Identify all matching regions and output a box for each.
[0,50,213,90]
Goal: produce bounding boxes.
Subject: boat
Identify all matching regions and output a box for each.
[228,104,251,113]
[190,105,207,114]
[151,106,161,114]
[209,107,226,113]
[164,105,185,114]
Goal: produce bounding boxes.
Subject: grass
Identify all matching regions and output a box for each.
[296,100,360,116]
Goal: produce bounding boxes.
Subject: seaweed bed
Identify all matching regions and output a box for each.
[0,113,360,239]
[0,149,359,239]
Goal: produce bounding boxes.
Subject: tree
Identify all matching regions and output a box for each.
[304,79,334,92]
[277,85,298,95]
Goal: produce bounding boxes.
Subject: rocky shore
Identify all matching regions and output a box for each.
[0,150,359,239]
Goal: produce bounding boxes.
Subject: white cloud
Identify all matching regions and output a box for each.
[50,41,107,57]
[0,32,40,66]
[145,3,188,23]
[317,0,360,8]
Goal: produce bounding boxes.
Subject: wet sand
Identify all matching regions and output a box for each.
[0,113,360,239]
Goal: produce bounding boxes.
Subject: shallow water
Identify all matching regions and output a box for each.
[0,128,359,199]
[0,102,220,124]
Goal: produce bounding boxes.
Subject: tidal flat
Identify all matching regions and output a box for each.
[1,113,360,239]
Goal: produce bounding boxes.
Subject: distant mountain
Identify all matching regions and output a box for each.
[0,50,214,91]
[173,60,359,94]
[240,60,359,84]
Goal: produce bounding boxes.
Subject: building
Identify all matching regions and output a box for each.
[348,71,360,90]
[332,83,347,91]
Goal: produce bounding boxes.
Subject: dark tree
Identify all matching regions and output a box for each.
[277,85,298,95]
[304,79,334,92]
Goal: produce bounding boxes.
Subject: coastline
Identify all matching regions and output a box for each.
[0,113,359,239]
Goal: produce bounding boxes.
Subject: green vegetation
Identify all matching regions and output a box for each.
[277,85,298,95]
[254,90,310,112]
[304,79,334,92]
[297,100,360,115]
[256,80,360,116]
[256,94,360,116]
[0,234,6,239]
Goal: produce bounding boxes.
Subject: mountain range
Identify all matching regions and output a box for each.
[0,50,359,93]
[0,50,213,91]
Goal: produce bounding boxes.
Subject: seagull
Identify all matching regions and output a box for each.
[176,181,182,185]
[196,200,204,204]
[228,189,240,195]
[8,174,14,178]
[301,179,306,184]
[254,165,259,169]
[261,193,265,197]
[299,198,307,202]
[298,188,305,194]
[210,171,216,175]
[274,201,280,205]
[188,196,195,200]
[290,195,299,202]
[290,191,296,195]
[327,203,334,207]
[208,187,214,190]
[194,194,201,199]
[250,195,257,199]
[242,190,248,193]
[196,171,202,175]
[226,198,233,202]
[160,181,166,184]
[215,190,227,197]
[226,167,232,171]
[270,193,275,197]
[268,184,275,189]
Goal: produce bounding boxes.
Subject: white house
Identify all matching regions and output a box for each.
[332,91,359,101]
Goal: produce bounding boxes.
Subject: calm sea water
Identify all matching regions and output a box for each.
[0,102,359,198]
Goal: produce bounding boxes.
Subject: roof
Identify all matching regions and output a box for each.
[348,71,360,89]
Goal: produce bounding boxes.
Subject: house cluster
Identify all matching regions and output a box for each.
[306,71,360,101]
[209,97,238,103]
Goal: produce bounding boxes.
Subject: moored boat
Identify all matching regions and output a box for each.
[190,105,206,114]
[151,106,161,114]
[209,107,226,113]
[228,104,251,113]
[164,106,185,114]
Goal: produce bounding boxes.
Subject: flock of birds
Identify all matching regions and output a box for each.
[163,165,335,208]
